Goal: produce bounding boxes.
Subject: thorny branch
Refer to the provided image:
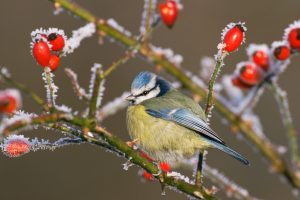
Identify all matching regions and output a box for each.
[268,80,300,170]
[45,0,300,191]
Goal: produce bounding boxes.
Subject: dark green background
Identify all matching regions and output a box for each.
[1,0,300,199]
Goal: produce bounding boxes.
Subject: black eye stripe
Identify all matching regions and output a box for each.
[135,84,158,97]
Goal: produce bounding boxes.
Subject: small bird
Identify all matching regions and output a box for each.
[126,71,249,167]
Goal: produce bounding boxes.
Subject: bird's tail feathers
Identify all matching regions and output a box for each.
[207,140,250,165]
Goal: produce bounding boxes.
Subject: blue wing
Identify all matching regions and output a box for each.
[146,108,225,145]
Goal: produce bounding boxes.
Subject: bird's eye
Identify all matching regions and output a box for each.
[142,91,149,95]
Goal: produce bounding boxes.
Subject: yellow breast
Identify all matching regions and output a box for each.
[126,105,211,163]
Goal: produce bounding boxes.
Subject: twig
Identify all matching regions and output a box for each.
[205,52,226,118]
[268,80,300,170]
[88,65,103,120]
[64,68,89,100]
[47,0,300,190]
[42,67,58,110]
[101,51,134,80]
[140,0,155,44]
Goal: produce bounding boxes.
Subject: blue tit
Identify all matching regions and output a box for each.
[126,71,249,166]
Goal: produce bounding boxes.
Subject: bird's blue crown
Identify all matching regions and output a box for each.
[131,71,171,96]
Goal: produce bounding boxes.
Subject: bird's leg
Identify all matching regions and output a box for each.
[195,150,204,187]
[126,139,138,149]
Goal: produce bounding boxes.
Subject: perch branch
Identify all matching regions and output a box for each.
[1,112,217,200]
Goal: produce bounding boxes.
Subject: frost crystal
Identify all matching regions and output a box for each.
[200,56,215,82]
[1,135,30,157]
[150,44,183,67]
[140,0,157,35]
[98,91,130,121]
[88,63,103,99]
[167,171,193,184]
[0,67,11,80]
[221,22,247,41]
[107,18,132,37]
[0,111,37,138]
[63,23,96,55]
[203,165,257,200]
[246,43,269,58]
[221,75,244,107]
[64,68,88,99]
[97,80,106,108]
[42,67,58,105]
[0,135,84,157]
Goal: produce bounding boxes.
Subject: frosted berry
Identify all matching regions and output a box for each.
[274,46,290,61]
[239,63,264,86]
[3,136,30,157]
[48,33,65,51]
[223,25,245,53]
[288,28,300,49]
[232,77,253,90]
[0,94,17,114]
[252,50,269,71]
[32,41,51,67]
[48,54,60,71]
[143,171,154,181]
[159,0,178,28]
[159,162,170,173]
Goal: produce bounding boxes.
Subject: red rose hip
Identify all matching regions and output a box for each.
[48,54,60,71]
[274,46,290,60]
[231,76,253,90]
[159,0,178,28]
[252,50,269,71]
[0,95,17,114]
[48,33,65,51]
[239,63,264,86]
[32,41,51,67]
[223,24,245,53]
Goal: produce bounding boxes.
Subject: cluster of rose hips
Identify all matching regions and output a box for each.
[231,21,300,89]
[31,29,66,71]
[159,0,179,28]
[0,89,21,115]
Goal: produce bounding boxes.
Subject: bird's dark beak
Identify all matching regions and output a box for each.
[126,94,135,101]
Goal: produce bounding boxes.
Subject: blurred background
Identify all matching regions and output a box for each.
[1,0,300,199]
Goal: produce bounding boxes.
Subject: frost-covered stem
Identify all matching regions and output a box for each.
[204,165,259,200]
[0,69,45,107]
[269,80,300,170]
[237,82,265,116]
[88,67,102,120]
[44,67,57,110]
[196,52,226,187]
[48,0,300,190]
[205,52,226,117]
[2,113,217,200]
[141,0,154,44]
[64,68,88,100]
